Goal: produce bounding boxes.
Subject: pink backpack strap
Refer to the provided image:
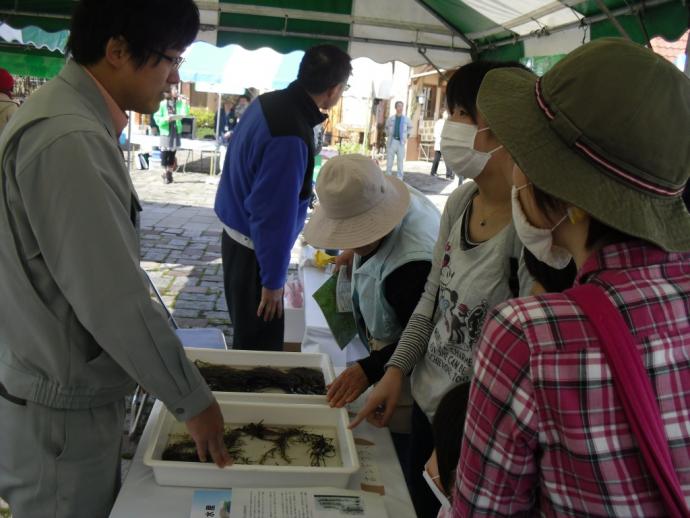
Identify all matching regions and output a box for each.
[566,283,689,517]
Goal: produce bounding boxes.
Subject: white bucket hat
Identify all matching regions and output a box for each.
[304,154,410,250]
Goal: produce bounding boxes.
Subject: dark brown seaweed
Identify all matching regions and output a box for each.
[194,361,326,395]
[161,421,336,467]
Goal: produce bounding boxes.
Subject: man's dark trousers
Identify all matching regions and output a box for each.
[221,232,284,351]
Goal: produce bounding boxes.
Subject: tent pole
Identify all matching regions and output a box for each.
[215,26,472,54]
[417,47,447,81]
[413,0,477,58]
[214,92,222,175]
[215,92,222,140]
[477,0,674,52]
[685,32,690,79]
[594,0,632,40]
[126,111,133,171]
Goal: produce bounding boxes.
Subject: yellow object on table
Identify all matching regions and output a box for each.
[314,250,336,269]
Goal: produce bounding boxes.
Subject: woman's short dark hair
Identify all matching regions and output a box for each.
[66,0,200,68]
[432,383,471,495]
[523,248,577,293]
[446,60,530,122]
[297,44,352,95]
[531,185,633,250]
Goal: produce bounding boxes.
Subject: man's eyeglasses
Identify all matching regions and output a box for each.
[151,49,185,70]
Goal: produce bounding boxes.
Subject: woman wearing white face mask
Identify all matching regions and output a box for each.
[453,39,690,517]
[350,61,535,518]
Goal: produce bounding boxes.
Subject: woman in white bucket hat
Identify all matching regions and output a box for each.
[304,154,440,409]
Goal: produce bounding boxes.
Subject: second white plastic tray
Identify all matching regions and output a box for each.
[186,348,336,404]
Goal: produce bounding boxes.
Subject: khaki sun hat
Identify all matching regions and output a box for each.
[303,154,410,249]
[478,37,690,252]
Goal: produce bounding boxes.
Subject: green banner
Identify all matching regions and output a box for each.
[0,48,64,78]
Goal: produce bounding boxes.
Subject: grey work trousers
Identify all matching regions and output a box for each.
[386,138,405,179]
[0,393,125,518]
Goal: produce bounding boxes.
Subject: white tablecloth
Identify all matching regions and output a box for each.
[129,133,218,153]
[109,399,414,518]
[300,266,368,367]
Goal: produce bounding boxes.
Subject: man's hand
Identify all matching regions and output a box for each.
[333,249,355,278]
[349,366,403,429]
[257,286,284,321]
[184,400,232,468]
[327,363,369,408]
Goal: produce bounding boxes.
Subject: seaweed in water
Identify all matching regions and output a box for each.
[194,361,326,395]
[162,421,336,467]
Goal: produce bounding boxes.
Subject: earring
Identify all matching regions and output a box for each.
[567,206,586,224]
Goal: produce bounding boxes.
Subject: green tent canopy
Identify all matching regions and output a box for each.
[0,0,687,72]
[0,43,64,78]
[202,0,690,65]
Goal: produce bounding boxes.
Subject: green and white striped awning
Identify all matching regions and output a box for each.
[200,0,690,67]
[1,0,688,75]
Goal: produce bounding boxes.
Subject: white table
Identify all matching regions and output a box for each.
[110,399,415,518]
[129,134,220,175]
[300,265,369,368]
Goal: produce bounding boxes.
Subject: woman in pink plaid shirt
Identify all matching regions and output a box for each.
[452,39,690,516]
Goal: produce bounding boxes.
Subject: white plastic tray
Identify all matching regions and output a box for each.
[143,396,359,489]
[186,348,335,404]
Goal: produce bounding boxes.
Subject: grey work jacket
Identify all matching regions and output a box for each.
[0,60,213,420]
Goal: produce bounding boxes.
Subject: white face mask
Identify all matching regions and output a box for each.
[440,120,503,179]
[422,468,451,510]
[511,185,573,270]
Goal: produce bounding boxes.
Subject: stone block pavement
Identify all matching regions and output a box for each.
[131,168,233,343]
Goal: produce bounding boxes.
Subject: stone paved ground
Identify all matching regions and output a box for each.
[131,165,233,343]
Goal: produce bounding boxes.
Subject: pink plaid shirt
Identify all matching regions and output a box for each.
[453,241,690,516]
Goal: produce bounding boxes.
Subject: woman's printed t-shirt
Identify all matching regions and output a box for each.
[388,182,531,421]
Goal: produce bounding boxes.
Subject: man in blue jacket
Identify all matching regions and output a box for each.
[215,44,351,351]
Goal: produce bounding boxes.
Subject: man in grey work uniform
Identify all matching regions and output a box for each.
[0,1,230,517]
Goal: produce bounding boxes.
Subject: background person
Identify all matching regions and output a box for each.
[214,44,352,351]
[153,85,189,183]
[0,67,18,134]
[454,38,690,516]
[430,110,455,180]
[215,95,235,146]
[385,101,412,179]
[0,1,229,517]
[215,94,250,146]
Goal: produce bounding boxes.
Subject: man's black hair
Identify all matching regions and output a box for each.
[446,60,530,122]
[296,44,352,95]
[394,101,404,108]
[66,0,200,68]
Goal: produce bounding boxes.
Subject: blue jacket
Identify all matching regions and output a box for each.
[214,81,326,289]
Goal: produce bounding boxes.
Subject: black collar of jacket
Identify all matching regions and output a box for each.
[286,81,328,126]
